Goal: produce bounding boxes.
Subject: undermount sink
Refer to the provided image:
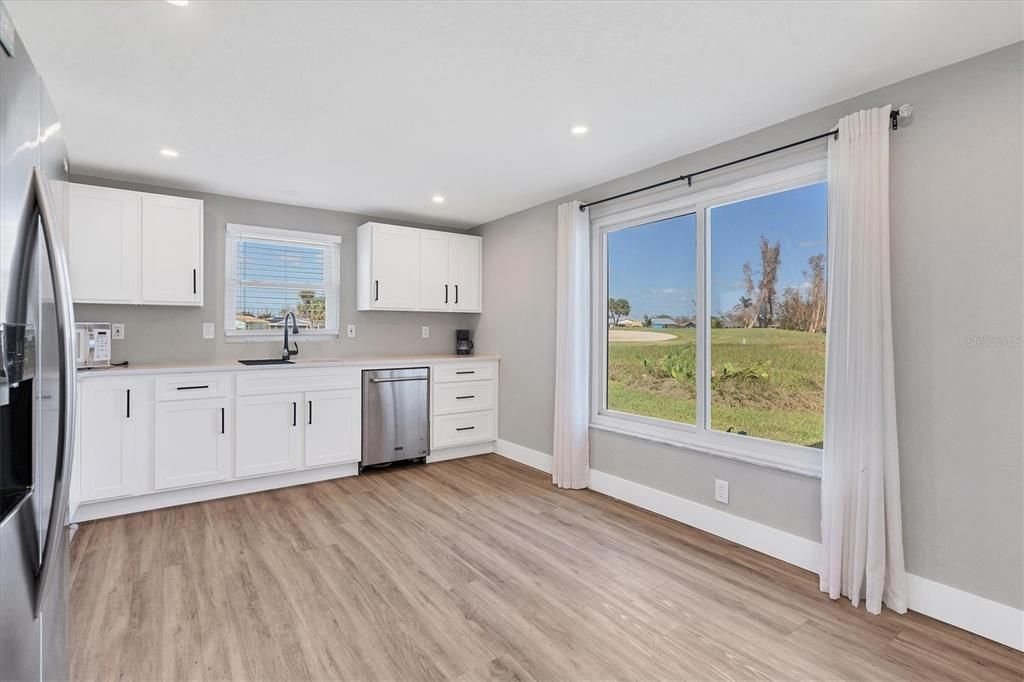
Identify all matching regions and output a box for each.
[238,359,295,366]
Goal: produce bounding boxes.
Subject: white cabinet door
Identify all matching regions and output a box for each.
[141,193,203,305]
[370,224,420,309]
[153,398,231,489]
[418,230,450,311]
[68,184,140,303]
[449,233,481,313]
[235,393,303,477]
[304,388,360,467]
[78,380,141,501]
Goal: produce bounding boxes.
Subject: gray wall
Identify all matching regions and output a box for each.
[71,176,478,364]
[471,43,1023,609]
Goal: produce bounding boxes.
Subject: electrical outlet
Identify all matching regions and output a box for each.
[202,322,215,339]
[714,479,729,504]
[421,326,430,338]
[347,324,356,338]
[111,323,125,340]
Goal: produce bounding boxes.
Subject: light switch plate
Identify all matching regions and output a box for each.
[347,324,356,338]
[202,322,215,339]
[421,326,430,338]
[111,323,125,340]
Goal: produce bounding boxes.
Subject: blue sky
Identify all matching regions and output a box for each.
[607,182,827,319]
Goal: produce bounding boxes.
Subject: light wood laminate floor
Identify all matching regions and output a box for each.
[70,454,1023,681]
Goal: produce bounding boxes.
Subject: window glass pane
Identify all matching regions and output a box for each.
[237,239,325,286]
[606,213,697,424]
[234,286,329,331]
[708,182,827,447]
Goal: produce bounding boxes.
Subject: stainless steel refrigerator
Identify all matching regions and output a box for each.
[0,3,76,680]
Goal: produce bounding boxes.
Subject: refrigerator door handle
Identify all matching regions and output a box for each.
[28,167,77,617]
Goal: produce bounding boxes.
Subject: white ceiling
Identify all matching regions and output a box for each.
[7,1,1021,228]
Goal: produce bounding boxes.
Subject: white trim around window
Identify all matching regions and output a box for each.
[590,159,826,478]
[224,223,342,342]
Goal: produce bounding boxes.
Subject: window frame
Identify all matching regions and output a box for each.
[590,159,827,477]
[224,223,342,342]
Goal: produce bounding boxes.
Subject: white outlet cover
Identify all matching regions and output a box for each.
[422,326,429,338]
[347,324,356,338]
[111,323,125,339]
[202,322,216,339]
[714,479,729,504]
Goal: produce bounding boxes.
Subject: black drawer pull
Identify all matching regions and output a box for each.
[292,401,297,427]
[374,280,379,301]
[455,370,475,375]
[444,284,449,304]
[308,400,313,425]
[455,395,475,400]
[193,268,197,295]
[220,407,225,434]
[126,389,131,419]
[456,426,475,432]
[177,385,209,391]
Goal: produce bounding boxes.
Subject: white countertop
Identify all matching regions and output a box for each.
[77,353,499,378]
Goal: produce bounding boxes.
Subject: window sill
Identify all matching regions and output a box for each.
[224,332,339,344]
[589,414,822,479]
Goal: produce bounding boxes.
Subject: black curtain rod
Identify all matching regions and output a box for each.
[579,109,904,212]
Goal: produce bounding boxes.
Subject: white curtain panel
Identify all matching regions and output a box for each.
[552,201,590,489]
[820,104,908,615]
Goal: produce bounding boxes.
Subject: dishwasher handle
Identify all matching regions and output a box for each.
[369,376,428,383]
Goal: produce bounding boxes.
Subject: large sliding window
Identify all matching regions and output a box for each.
[594,162,827,475]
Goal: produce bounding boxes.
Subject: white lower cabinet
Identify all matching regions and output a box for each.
[154,398,232,489]
[304,388,361,467]
[78,379,145,502]
[73,358,497,521]
[235,392,304,477]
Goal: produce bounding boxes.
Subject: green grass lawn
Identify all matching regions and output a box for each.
[607,327,825,447]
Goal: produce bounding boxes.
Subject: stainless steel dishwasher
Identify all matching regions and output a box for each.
[361,367,430,471]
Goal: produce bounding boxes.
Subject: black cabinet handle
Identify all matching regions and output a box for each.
[456,426,475,432]
[193,268,197,295]
[126,389,131,419]
[308,400,312,425]
[374,280,379,301]
[454,284,459,304]
[444,284,448,304]
[221,407,225,434]
[455,370,475,375]
[177,385,209,391]
[455,395,475,400]
[292,401,297,426]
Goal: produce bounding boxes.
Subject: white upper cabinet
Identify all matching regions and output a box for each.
[68,183,203,306]
[418,229,451,311]
[357,222,482,313]
[448,233,481,313]
[68,184,141,304]
[358,223,421,310]
[141,193,204,305]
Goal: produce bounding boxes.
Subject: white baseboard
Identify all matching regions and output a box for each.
[428,441,496,463]
[75,462,359,522]
[496,439,552,473]
[493,440,1023,652]
[906,574,1023,651]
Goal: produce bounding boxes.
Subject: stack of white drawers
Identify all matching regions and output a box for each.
[431,360,497,449]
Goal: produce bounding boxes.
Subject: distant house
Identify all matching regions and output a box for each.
[650,316,686,328]
[620,319,644,328]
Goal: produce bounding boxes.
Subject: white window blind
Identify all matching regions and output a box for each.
[224,223,341,338]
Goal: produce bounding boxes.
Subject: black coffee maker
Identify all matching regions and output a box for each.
[455,329,474,355]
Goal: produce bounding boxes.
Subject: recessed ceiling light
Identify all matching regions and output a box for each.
[160,148,180,158]
[166,0,190,6]
[571,125,589,136]
[432,195,445,204]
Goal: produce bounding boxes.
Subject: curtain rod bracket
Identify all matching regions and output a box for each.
[890,110,899,131]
